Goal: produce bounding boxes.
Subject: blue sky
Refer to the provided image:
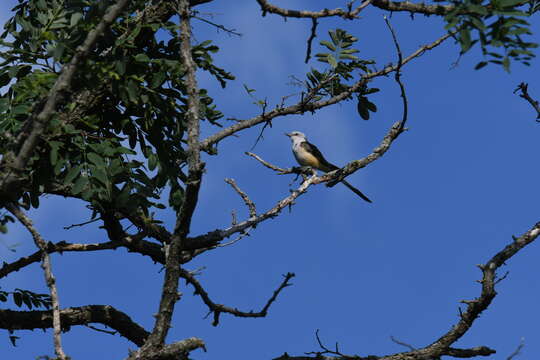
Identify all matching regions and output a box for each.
[2,0,540,359]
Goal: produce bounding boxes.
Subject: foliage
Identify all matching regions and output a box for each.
[444,0,538,71]
[0,0,233,217]
[0,287,52,309]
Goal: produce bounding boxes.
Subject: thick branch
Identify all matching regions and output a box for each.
[181,269,294,326]
[200,30,454,152]
[6,204,67,360]
[0,305,149,347]
[144,0,204,350]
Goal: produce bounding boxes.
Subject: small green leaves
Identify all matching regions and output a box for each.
[315,29,360,69]
[444,0,537,71]
[357,95,378,120]
[0,288,52,310]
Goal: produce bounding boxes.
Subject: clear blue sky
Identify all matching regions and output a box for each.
[1,1,540,359]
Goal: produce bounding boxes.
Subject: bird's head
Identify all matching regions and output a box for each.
[285,131,306,142]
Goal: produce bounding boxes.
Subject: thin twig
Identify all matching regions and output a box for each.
[224,178,257,217]
[192,12,242,36]
[514,82,540,121]
[390,336,416,351]
[245,152,289,173]
[507,338,525,360]
[63,217,101,230]
[384,16,408,133]
[180,269,294,326]
[84,324,117,336]
[305,18,318,63]
[6,203,68,360]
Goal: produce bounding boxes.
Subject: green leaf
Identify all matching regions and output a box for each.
[475,61,488,70]
[87,152,105,168]
[357,98,370,120]
[498,0,526,7]
[64,165,81,184]
[70,12,83,27]
[148,153,158,171]
[135,53,150,62]
[49,141,61,166]
[22,293,32,309]
[30,192,39,209]
[502,56,510,72]
[327,55,337,69]
[320,40,336,51]
[72,175,88,195]
[460,28,472,53]
[13,292,22,307]
[93,168,109,186]
[365,100,377,112]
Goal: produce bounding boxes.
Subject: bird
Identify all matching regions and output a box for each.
[285,131,372,203]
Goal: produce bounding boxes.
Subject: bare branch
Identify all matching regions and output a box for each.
[246,152,290,173]
[384,17,408,133]
[200,30,454,152]
[225,178,257,218]
[318,121,404,187]
[63,217,101,230]
[6,204,68,360]
[514,82,540,121]
[181,269,294,326]
[305,18,318,64]
[185,168,319,250]
[256,0,372,19]
[0,234,162,280]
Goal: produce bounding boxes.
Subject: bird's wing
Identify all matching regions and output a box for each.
[301,141,338,172]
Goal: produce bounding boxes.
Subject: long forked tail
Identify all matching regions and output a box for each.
[340,180,372,203]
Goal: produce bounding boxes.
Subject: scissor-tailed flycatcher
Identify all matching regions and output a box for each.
[285,131,372,203]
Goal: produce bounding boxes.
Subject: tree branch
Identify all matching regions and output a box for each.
[200,30,454,152]
[225,178,257,218]
[5,204,68,360]
[0,305,149,347]
[144,0,205,350]
[185,166,319,250]
[257,0,372,19]
[181,269,294,326]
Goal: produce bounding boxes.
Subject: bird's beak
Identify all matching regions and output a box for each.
[285,132,291,137]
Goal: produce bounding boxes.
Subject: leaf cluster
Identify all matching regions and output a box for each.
[307,29,378,120]
[445,0,538,71]
[0,287,52,310]
[0,0,234,218]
